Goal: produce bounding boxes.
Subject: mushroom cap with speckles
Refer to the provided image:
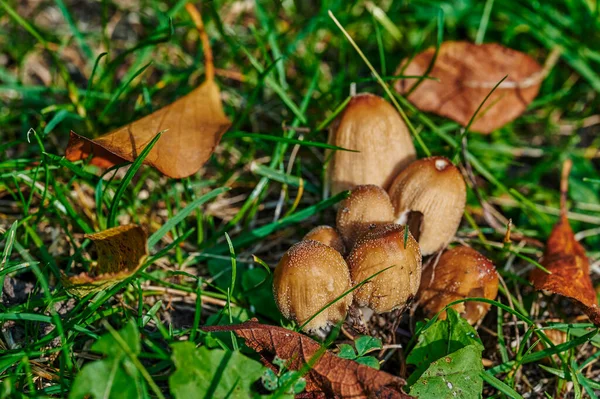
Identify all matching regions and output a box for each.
[303,225,346,254]
[326,93,416,196]
[388,156,466,256]
[347,224,422,313]
[273,240,352,333]
[418,246,499,324]
[336,185,395,251]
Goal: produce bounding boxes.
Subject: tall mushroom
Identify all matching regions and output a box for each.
[273,240,353,336]
[327,93,416,196]
[388,156,466,255]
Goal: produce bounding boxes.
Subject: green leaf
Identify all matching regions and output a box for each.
[70,320,146,399]
[337,344,356,359]
[355,356,381,370]
[354,336,382,356]
[279,371,306,394]
[169,342,264,399]
[261,368,279,391]
[409,345,483,399]
[407,308,483,383]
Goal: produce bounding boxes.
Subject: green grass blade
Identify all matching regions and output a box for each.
[107,132,162,228]
[147,187,229,247]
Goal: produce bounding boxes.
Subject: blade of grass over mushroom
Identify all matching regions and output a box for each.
[147,187,229,247]
[107,132,162,228]
[299,265,395,332]
[328,10,430,157]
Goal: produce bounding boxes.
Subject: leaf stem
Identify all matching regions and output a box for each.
[186,3,214,81]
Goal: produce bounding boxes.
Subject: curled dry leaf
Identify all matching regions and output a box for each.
[65,5,231,179]
[62,224,147,296]
[203,320,413,399]
[530,160,600,325]
[395,41,542,133]
[66,79,231,179]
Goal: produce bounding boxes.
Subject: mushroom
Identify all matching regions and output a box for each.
[336,185,395,250]
[388,156,466,255]
[326,93,416,196]
[273,240,353,336]
[347,224,422,314]
[303,225,345,254]
[418,246,498,324]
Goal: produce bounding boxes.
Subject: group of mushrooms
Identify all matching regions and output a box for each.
[272,93,499,337]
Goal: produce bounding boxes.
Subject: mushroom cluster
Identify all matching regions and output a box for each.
[273,93,500,337]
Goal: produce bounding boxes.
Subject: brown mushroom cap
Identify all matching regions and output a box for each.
[303,225,345,254]
[336,185,395,250]
[273,240,353,333]
[388,156,466,255]
[418,246,499,324]
[327,93,416,195]
[347,224,422,313]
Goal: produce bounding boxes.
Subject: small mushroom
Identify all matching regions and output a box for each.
[418,246,499,324]
[336,185,395,250]
[326,93,416,196]
[347,224,422,314]
[273,240,353,335]
[388,156,466,255]
[303,225,345,254]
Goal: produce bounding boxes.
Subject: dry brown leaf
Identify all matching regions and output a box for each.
[530,160,600,325]
[65,5,231,179]
[62,224,147,296]
[203,320,413,399]
[395,41,542,134]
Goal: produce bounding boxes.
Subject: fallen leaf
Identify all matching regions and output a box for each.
[62,224,147,296]
[530,160,600,325]
[406,309,484,398]
[409,346,483,399]
[169,342,264,399]
[395,41,543,133]
[203,320,413,399]
[70,320,145,399]
[65,5,231,178]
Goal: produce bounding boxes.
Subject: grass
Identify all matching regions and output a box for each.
[1,0,600,397]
